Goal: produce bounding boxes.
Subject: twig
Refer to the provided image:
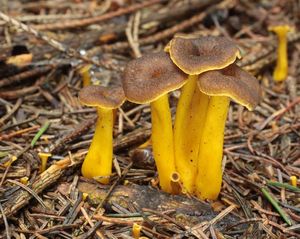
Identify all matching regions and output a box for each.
[93,214,169,238]
[49,116,97,154]
[126,11,142,58]
[0,157,72,222]
[0,203,10,239]
[142,208,186,230]
[79,208,104,239]
[89,0,222,54]
[6,179,48,209]
[0,65,52,88]
[33,0,166,31]
[16,224,79,235]
[90,162,132,222]
[255,97,300,131]
[0,85,40,100]
[0,125,40,141]
[0,11,101,67]
[0,98,22,127]
[0,125,148,223]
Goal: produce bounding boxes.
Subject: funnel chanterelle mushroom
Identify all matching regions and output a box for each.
[166,35,241,193]
[196,64,260,200]
[79,85,125,184]
[269,25,291,82]
[122,52,187,193]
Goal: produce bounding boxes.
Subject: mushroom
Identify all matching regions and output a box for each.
[268,25,291,82]
[20,176,29,185]
[195,64,260,200]
[122,52,187,193]
[290,176,297,187]
[132,223,142,239]
[79,64,92,87]
[79,85,125,184]
[166,35,241,193]
[38,152,52,172]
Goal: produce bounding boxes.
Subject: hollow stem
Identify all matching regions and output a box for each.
[170,171,181,194]
[195,96,230,200]
[173,75,209,193]
[150,94,176,193]
[273,28,289,82]
[81,107,113,184]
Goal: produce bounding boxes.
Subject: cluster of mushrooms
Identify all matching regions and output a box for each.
[78,35,261,200]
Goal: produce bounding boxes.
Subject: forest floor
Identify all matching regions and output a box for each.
[0,0,299,238]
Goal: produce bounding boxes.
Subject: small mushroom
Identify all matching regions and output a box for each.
[166,35,241,193]
[132,223,142,239]
[38,152,52,172]
[195,64,260,200]
[79,85,125,184]
[20,176,29,185]
[268,25,291,82]
[290,176,297,187]
[79,64,92,87]
[122,52,187,193]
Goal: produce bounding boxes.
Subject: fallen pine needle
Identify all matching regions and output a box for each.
[31,121,51,147]
[267,180,300,192]
[261,187,292,226]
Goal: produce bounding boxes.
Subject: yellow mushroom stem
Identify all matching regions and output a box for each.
[195,96,230,200]
[173,75,209,193]
[81,107,113,184]
[79,64,92,87]
[271,26,290,82]
[4,155,17,167]
[150,94,176,193]
[132,223,142,239]
[290,176,297,187]
[38,152,52,173]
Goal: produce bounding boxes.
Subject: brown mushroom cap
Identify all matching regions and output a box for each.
[167,36,241,75]
[197,64,260,111]
[79,85,125,109]
[122,52,187,104]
